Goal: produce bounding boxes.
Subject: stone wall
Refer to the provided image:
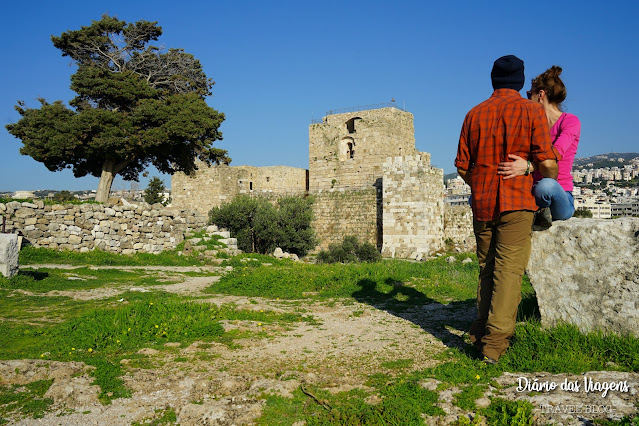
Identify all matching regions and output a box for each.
[311,188,379,251]
[381,155,445,259]
[444,205,475,251]
[309,108,418,191]
[172,164,307,214]
[0,200,207,254]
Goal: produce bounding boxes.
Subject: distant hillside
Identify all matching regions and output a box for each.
[573,152,639,170]
[444,172,459,182]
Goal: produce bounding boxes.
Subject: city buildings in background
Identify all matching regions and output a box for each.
[5,153,638,219]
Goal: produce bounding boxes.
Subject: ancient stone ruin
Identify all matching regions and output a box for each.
[0,233,19,278]
[172,105,466,258]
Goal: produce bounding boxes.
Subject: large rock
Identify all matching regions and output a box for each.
[0,233,20,278]
[527,218,639,336]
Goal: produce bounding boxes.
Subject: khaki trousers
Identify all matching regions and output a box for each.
[469,210,533,360]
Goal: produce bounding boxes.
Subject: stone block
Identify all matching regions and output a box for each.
[527,218,639,337]
[68,235,83,245]
[0,234,20,278]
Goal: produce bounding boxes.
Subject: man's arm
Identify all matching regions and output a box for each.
[457,167,471,186]
[537,159,558,179]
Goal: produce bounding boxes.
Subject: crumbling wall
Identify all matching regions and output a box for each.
[0,200,207,254]
[172,164,307,214]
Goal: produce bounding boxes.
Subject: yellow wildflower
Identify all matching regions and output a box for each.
[88,348,93,353]
[155,325,159,328]
[72,348,75,351]
[475,374,480,380]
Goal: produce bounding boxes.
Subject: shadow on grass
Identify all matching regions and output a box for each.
[352,277,476,354]
[351,277,541,357]
[18,271,49,281]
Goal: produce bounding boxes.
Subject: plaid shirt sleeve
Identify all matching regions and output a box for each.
[454,114,471,170]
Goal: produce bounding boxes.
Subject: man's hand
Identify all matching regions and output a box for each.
[498,154,529,180]
[457,167,471,186]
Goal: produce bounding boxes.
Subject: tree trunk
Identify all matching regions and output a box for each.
[95,169,116,203]
[95,158,132,203]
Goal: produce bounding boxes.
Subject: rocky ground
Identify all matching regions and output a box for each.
[1,265,637,425]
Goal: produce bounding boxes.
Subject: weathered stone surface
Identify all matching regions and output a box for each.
[0,233,19,278]
[0,200,235,257]
[273,247,284,258]
[527,218,639,336]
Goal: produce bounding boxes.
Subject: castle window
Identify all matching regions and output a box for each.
[250,182,253,191]
[266,177,270,182]
[345,117,362,134]
[340,137,355,161]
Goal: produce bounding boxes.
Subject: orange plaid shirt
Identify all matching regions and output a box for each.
[455,89,555,221]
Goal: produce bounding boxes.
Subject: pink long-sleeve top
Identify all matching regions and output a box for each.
[533,112,580,192]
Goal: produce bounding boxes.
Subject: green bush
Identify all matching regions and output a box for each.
[52,190,76,203]
[317,235,381,263]
[208,195,316,256]
[573,207,593,218]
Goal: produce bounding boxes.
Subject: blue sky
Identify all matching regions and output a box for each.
[1,1,638,192]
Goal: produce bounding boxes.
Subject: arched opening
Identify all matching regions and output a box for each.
[345,117,362,134]
[340,137,355,161]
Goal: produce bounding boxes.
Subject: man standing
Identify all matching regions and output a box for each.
[455,55,558,364]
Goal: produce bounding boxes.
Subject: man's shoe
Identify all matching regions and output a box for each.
[481,354,498,365]
[533,207,552,231]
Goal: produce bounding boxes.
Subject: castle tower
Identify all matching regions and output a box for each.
[309,107,417,191]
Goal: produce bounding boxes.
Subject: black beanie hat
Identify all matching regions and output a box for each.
[491,55,525,91]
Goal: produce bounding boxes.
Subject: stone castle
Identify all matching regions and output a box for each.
[172,105,460,258]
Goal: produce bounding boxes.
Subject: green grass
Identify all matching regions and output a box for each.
[0,287,318,411]
[18,246,213,266]
[209,255,478,304]
[479,398,534,426]
[0,380,54,422]
[260,377,444,425]
[132,407,178,425]
[0,267,185,292]
[3,248,639,424]
[499,321,639,373]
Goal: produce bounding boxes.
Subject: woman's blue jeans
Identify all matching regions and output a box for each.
[533,178,575,220]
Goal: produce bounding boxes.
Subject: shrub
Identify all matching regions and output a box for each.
[317,235,381,263]
[52,190,76,203]
[209,195,316,256]
[573,207,593,218]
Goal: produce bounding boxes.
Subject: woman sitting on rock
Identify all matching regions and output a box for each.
[498,65,581,227]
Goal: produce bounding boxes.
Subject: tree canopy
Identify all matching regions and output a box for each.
[6,15,229,202]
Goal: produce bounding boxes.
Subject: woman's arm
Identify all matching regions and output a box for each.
[552,114,581,158]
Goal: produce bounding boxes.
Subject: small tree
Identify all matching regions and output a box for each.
[209,195,316,256]
[573,207,593,218]
[144,177,166,205]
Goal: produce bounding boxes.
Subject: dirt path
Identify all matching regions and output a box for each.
[3,265,638,425]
